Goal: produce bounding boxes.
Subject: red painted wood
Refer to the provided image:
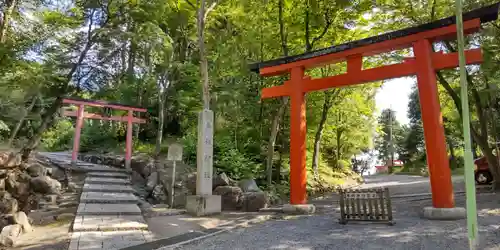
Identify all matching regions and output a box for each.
[63,110,146,124]
[289,67,307,205]
[259,19,481,76]
[431,48,483,69]
[71,105,85,164]
[260,49,482,98]
[63,98,147,112]
[413,39,454,208]
[125,111,133,169]
[347,55,363,72]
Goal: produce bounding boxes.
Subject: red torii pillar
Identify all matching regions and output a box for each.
[255,15,490,208]
[62,98,147,169]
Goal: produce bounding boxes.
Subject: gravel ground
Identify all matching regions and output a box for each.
[168,175,500,250]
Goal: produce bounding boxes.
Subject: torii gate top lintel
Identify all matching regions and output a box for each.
[63,97,147,112]
[251,3,500,208]
[249,2,500,78]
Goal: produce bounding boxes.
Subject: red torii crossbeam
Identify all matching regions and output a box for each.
[62,98,147,169]
[250,3,500,208]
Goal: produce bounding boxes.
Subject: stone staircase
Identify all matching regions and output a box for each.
[37,152,153,250]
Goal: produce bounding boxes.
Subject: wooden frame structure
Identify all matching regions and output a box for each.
[250,3,500,208]
[62,97,147,169]
[339,187,393,225]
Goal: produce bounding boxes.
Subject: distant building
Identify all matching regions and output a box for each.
[375,165,388,173]
[375,160,404,174]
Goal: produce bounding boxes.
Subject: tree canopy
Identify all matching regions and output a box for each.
[2,0,500,190]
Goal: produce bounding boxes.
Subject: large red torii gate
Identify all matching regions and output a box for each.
[250,3,500,208]
[62,97,147,169]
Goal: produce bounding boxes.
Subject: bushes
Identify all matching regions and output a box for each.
[80,122,119,153]
[41,119,74,151]
[181,130,262,180]
[41,119,121,153]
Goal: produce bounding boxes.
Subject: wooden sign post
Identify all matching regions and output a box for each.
[167,143,183,207]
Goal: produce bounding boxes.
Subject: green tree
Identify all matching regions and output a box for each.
[375,108,405,170]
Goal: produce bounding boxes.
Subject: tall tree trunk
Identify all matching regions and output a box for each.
[8,94,38,146]
[266,100,288,186]
[312,91,336,179]
[197,0,214,109]
[336,129,343,168]
[155,84,166,159]
[0,0,16,43]
[266,0,289,187]
[304,4,334,180]
[20,96,63,160]
[437,71,500,188]
[446,135,456,167]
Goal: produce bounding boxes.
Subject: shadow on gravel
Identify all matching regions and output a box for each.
[172,193,500,250]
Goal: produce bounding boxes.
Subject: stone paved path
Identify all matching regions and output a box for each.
[38,152,153,250]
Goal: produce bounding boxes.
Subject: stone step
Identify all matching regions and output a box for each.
[77,203,142,216]
[87,172,130,179]
[82,183,134,193]
[80,192,138,204]
[72,215,148,232]
[81,166,131,174]
[69,230,154,250]
[85,177,130,185]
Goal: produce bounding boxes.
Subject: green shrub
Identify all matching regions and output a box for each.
[181,130,262,180]
[80,122,120,153]
[41,119,74,151]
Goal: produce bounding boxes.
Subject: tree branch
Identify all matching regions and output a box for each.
[304,0,311,52]
[310,9,333,50]
[204,1,217,21]
[185,0,196,9]
[430,0,437,21]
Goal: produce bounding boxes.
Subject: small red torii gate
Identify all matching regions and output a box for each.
[62,97,147,169]
[250,4,500,208]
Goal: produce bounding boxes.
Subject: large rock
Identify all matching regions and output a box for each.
[132,184,149,199]
[5,172,17,191]
[213,186,243,211]
[26,163,47,177]
[10,182,30,211]
[132,171,146,184]
[146,172,158,192]
[0,153,21,169]
[0,216,9,232]
[240,192,268,212]
[13,212,32,233]
[0,192,18,214]
[50,167,66,182]
[0,224,22,247]
[238,179,261,192]
[30,176,61,194]
[130,156,155,177]
[151,184,167,204]
[143,162,156,178]
[212,173,230,190]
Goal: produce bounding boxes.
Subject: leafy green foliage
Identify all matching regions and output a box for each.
[4,0,500,192]
[41,119,74,151]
